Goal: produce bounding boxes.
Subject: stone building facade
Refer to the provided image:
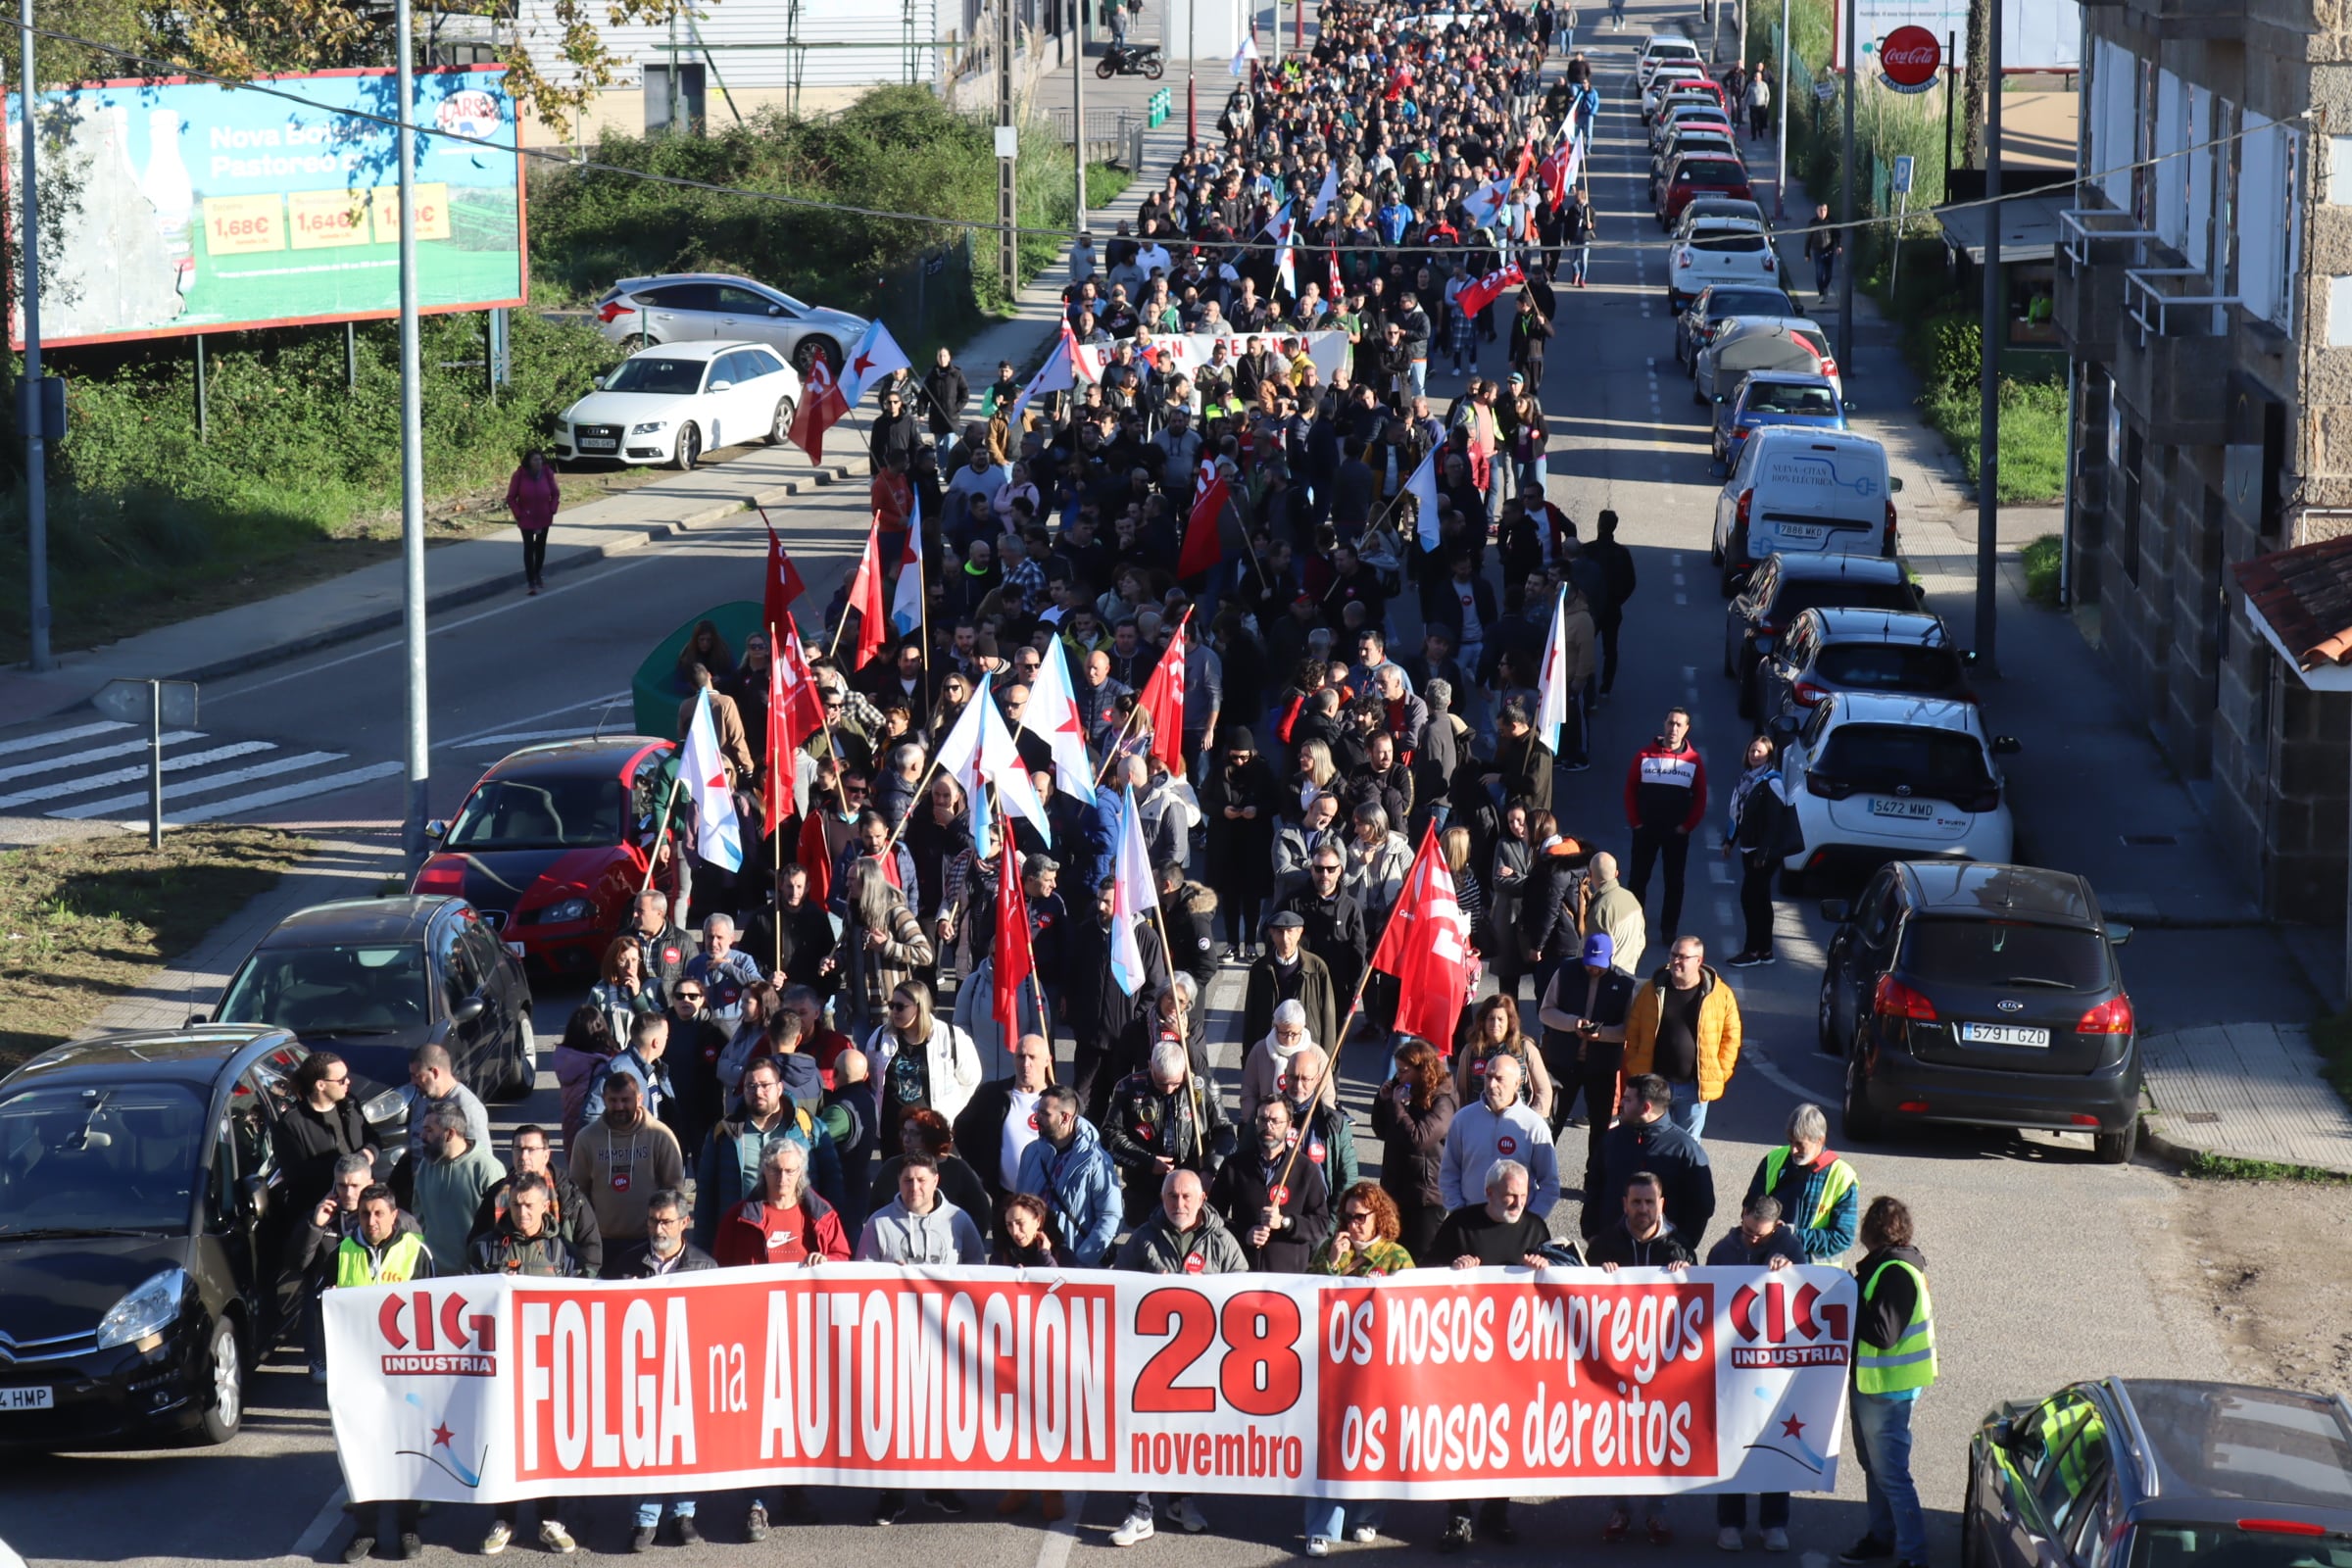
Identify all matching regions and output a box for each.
[2058,0,2352,923]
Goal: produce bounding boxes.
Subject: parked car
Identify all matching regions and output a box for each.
[211,896,536,1112]
[1715,432,1902,591]
[1657,154,1754,227]
[1636,34,1703,90]
[1775,694,2021,891]
[1820,863,2138,1158]
[1674,281,1799,366]
[1669,218,1780,312]
[555,340,800,471]
[1695,317,1841,405]
[1711,368,1849,468]
[1671,196,1773,242]
[1964,1379,2352,1566]
[0,1024,316,1447]
[1649,128,1741,206]
[1723,552,1921,686]
[592,272,867,378]
[411,738,676,977]
[1749,606,1973,723]
[1643,73,1723,121]
[1650,102,1734,152]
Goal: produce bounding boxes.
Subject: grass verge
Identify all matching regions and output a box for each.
[1921,377,2069,503]
[0,827,314,1074]
[2021,534,2063,607]
[2180,1151,2352,1186]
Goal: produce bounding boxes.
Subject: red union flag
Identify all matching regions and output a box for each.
[1368,823,1474,1047]
[1455,262,1527,321]
[787,356,850,464]
[1137,610,1192,776]
[992,830,1034,1048]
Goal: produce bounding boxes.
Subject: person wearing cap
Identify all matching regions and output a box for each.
[1537,930,1639,1184]
[1243,912,1341,1057]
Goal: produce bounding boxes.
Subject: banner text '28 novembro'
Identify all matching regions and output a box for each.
[328,1263,1856,1503]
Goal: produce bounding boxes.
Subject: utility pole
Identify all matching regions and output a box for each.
[997,0,1018,301]
[397,0,431,869]
[1837,0,1856,372]
[1976,0,2002,669]
[1187,0,1198,145]
[17,0,51,671]
[1774,0,1788,219]
[1073,0,1087,234]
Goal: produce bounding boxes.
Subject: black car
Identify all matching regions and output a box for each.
[1818,862,2140,1162]
[1723,553,1922,691]
[1965,1379,2352,1568]
[1747,606,1975,721]
[0,1025,315,1448]
[210,896,537,1113]
[1675,281,1800,367]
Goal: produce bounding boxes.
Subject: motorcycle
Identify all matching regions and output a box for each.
[1096,42,1164,79]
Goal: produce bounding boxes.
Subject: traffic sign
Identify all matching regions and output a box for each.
[95,678,197,729]
[1814,78,1838,103]
[1892,155,1915,194]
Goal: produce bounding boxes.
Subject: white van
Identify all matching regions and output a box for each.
[1712,427,1903,592]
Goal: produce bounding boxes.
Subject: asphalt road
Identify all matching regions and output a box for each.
[1,14,2268,1568]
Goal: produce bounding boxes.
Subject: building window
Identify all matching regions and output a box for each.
[2009,263,2059,346]
[645,64,707,135]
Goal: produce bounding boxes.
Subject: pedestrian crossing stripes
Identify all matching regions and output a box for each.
[0,719,403,827]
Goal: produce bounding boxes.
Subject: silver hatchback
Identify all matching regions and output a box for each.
[592,272,868,378]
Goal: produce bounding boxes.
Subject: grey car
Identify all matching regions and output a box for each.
[593,272,868,378]
[1673,281,1797,367]
[1747,606,1975,721]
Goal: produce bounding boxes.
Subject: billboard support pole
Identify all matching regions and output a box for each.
[347,321,359,394]
[18,0,52,672]
[193,335,208,442]
[398,0,431,871]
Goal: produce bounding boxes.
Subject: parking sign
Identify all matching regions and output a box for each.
[1892,155,1915,194]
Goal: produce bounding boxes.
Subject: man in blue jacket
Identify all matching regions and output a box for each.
[1584,1074,1713,1243]
[693,1056,847,1247]
[1013,1084,1121,1266]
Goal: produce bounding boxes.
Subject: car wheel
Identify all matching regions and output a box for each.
[617,333,649,353]
[1961,1471,1985,1568]
[1817,967,1843,1054]
[672,423,702,470]
[2092,1115,2139,1164]
[792,337,842,379]
[1722,631,1739,678]
[1709,540,1724,567]
[196,1316,244,1445]
[501,1014,538,1102]
[768,396,797,445]
[1842,1046,1885,1144]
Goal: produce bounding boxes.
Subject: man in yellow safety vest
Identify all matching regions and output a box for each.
[1839,1196,1936,1568]
[1746,1102,1860,1260]
[330,1185,431,1562]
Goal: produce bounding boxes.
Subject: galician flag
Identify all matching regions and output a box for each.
[1308,163,1340,225]
[890,491,926,637]
[680,687,745,872]
[935,673,1050,844]
[1533,583,1572,758]
[1402,447,1444,551]
[1021,636,1099,807]
[1268,201,1298,299]
[1107,783,1155,996]
[839,318,911,407]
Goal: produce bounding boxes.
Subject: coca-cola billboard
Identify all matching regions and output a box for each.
[1878,25,1941,92]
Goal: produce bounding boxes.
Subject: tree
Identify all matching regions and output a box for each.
[1960,0,1989,169]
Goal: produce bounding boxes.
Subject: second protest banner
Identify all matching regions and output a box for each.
[328,1264,1854,1503]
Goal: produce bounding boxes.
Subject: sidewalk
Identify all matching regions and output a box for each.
[1764,164,2352,1177]
[0,94,1189,732]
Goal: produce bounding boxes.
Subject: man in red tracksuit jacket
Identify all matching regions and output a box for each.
[1623,708,1708,940]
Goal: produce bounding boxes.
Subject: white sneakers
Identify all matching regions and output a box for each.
[1307,1539,1334,1558]
[1722,1527,1748,1551]
[1164,1498,1209,1534]
[1110,1510,1156,1547]
[539,1522,577,1555]
[1724,1526,1793,1552]
[480,1522,512,1556]
[1350,1526,1381,1544]
[1765,1528,1791,1552]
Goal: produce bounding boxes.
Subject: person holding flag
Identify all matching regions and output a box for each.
[835,520,891,671]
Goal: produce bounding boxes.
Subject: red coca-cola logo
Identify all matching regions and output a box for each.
[1879,25,1940,87]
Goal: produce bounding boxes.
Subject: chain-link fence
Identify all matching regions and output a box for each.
[868,233,980,355]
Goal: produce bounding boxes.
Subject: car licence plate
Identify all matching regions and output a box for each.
[1775,523,1827,541]
[0,1387,54,1410]
[579,437,617,451]
[1869,797,1937,819]
[1958,1022,2051,1049]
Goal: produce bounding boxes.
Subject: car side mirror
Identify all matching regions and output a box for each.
[424,819,448,841]
[766,304,782,317]
[590,373,607,390]
[1819,899,1851,924]
[709,378,733,392]
[450,997,487,1024]
[1961,650,1980,667]
[1888,476,1905,493]
[2106,922,2133,948]
[186,1010,211,1026]
[1991,735,2023,756]
[1842,399,1858,413]
[237,1173,269,1218]
[1986,1414,2022,1451]
[1729,570,1751,594]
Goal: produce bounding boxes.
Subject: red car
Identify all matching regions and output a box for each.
[411,737,675,975]
[1657,153,1754,228]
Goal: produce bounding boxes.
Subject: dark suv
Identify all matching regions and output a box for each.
[1724,553,1923,692]
[1818,861,2140,1161]
[1965,1379,2352,1568]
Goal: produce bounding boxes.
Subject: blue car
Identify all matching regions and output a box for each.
[1711,370,1850,468]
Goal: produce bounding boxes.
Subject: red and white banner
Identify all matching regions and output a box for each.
[327,1265,1853,1504]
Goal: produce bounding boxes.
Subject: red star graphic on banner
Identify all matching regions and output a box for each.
[852,350,874,377]
[1781,1414,1806,1440]
[431,1422,456,1448]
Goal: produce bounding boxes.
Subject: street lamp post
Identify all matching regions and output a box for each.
[1187,0,1198,146]
[1976,0,2002,670]
[18,0,52,672]
[1073,0,1087,234]
[397,0,430,868]
[1837,0,1856,373]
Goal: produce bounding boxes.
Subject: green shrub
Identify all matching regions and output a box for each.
[2021,533,2062,606]
[1923,375,2068,504]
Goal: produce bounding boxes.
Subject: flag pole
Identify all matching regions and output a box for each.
[769,620,787,978]
[640,763,687,896]
[998,793,1053,1067]
[788,615,853,817]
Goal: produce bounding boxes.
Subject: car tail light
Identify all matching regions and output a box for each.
[1819,358,1839,379]
[1886,500,1899,535]
[2070,1113,2101,1126]
[1678,252,1692,268]
[1805,772,1853,801]
[413,858,465,894]
[1874,975,1937,1021]
[2076,995,2135,1035]
[1896,1101,1930,1114]
[1736,488,1752,528]
[1792,680,1830,708]
[597,299,633,323]
[1962,786,2001,812]
[1762,255,1777,270]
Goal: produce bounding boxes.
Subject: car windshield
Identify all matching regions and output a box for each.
[1814,643,1962,690]
[603,357,706,395]
[1680,162,1745,183]
[218,944,431,1036]
[1815,723,1992,797]
[1708,292,1792,321]
[444,776,625,851]
[1900,919,2109,989]
[0,1082,206,1236]
[1695,232,1769,253]
[2130,1526,2352,1568]
[1748,383,1840,416]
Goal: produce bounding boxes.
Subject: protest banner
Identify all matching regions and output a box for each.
[328,1264,1853,1504]
[1070,329,1350,387]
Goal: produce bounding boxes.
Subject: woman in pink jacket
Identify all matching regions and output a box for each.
[504,450,561,594]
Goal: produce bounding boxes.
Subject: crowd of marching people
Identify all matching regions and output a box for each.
[313,0,1941,1559]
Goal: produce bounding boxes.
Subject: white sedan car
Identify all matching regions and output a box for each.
[554,340,802,470]
[1773,691,2022,893]
[1668,219,1781,311]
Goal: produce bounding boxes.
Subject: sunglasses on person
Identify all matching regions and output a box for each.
[889,997,917,1013]
[675,989,704,1004]
[1342,1207,1375,1226]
